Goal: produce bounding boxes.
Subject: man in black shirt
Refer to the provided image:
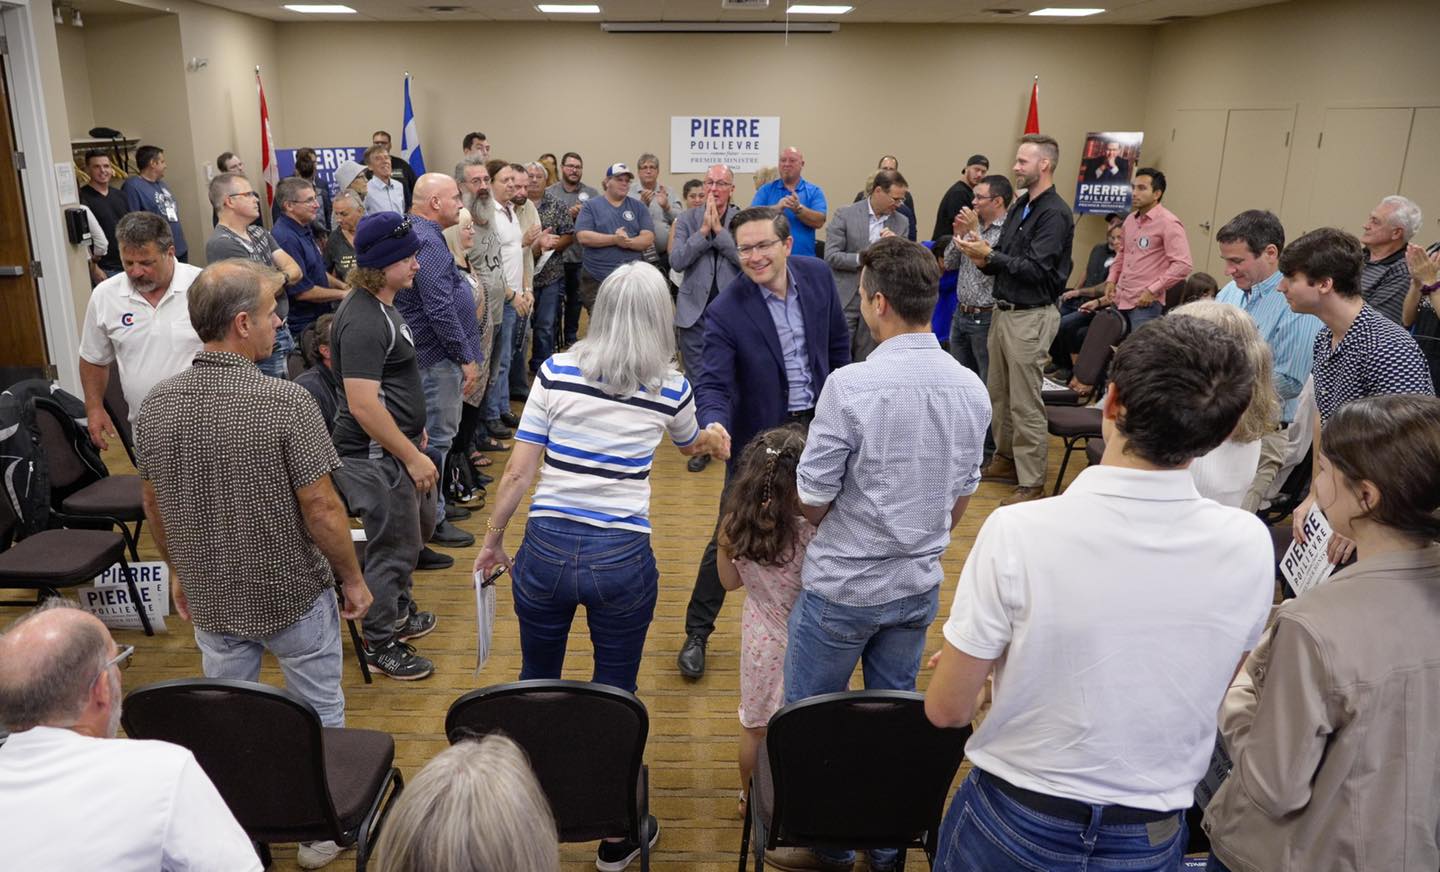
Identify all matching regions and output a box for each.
[330,212,438,681]
[931,154,988,242]
[78,150,130,282]
[956,134,1075,505]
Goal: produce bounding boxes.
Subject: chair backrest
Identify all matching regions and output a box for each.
[31,399,102,497]
[764,690,970,850]
[445,680,648,843]
[0,485,17,548]
[121,678,344,842]
[1073,307,1127,388]
[102,361,137,465]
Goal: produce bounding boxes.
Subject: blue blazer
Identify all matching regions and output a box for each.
[696,255,851,463]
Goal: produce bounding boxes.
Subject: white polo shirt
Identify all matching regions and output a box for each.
[494,202,525,296]
[0,726,262,872]
[80,263,204,423]
[943,464,1273,811]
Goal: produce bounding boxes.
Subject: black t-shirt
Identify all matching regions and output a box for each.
[324,231,357,284]
[330,289,426,457]
[79,185,130,272]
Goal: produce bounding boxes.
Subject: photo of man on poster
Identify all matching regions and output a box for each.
[1075,132,1142,214]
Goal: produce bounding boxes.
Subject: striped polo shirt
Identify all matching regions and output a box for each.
[516,353,699,533]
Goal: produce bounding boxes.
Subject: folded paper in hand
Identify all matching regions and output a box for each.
[474,570,497,673]
[1280,504,1335,597]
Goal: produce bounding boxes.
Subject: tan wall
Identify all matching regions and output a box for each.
[1142,0,1440,242]
[273,21,1158,269]
[51,21,93,138]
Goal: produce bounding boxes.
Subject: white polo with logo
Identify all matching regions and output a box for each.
[80,262,204,422]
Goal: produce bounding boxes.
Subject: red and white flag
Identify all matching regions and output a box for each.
[1024,76,1040,135]
[257,68,279,207]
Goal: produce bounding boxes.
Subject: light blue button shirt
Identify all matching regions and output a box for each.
[761,269,813,411]
[1216,270,1322,423]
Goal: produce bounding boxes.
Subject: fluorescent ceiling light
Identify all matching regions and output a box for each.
[1029,7,1105,16]
[282,4,357,12]
[537,3,602,12]
[787,4,853,13]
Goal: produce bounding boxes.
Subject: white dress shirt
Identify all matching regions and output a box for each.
[0,726,262,872]
[494,202,525,296]
[943,465,1274,811]
[79,263,204,422]
[364,176,405,215]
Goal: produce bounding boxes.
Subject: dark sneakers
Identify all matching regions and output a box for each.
[430,520,475,548]
[595,815,660,871]
[394,610,437,642]
[499,411,520,429]
[416,547,454,571]
[686,454,711,473]
[364,639,434,681]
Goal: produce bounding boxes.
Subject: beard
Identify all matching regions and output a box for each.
[462,188,493,226]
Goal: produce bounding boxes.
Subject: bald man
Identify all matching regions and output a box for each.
[396,172,483,546]
[0,601,261,871]
[751,146,828,257]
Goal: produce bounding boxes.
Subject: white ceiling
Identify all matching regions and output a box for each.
[179,0,1289,25]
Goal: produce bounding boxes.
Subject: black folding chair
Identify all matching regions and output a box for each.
[0,487,149,634]
[1044,306,1127,407]
[122,678,403,871]
[446,680,653,871]
[102,360,138,467]
[741,690,970,871]
[32,396,144,560]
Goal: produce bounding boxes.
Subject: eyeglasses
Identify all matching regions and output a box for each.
[293,196,319,206]
[973,194,999,203]
[703,180,733,188]
[737,238,783,258]
[359,218,412,255]
[226,191,260,201]
[97,644,134,679]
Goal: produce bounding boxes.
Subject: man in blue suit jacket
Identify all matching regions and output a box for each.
[677,207,850,679]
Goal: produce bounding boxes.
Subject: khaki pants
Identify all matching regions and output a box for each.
[987,306,1060,489]
[1242,427,1289,513]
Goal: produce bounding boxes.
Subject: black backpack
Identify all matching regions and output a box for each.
[0,380,106,537]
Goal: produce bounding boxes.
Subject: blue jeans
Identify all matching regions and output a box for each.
[484,302,518,421]
[193,591,345,727]
[511,516,659,693]
[783,586,940,869]
[421,359,463,513]
[530,278,564,373]
[935,771,1187,872]
[509,311,531,396]
[1124,302,1165,331]
[1205,855,1232,871]
[256,324,296,379]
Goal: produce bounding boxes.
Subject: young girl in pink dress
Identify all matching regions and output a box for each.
[716,425,815,817]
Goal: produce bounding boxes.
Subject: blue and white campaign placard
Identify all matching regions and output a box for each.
[670,116,780,174]
[77,561,170,632]
[276,147,367,197]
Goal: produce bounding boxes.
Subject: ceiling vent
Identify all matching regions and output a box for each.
[722,0,771,9]
[982,7,1025,14]
[1152,14,1195,22]
[424,4,468,12]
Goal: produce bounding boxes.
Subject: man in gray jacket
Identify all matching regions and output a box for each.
[825,169,910,361]
[669,164,741,473]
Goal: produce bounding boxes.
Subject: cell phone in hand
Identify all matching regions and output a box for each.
[481,564,508,587]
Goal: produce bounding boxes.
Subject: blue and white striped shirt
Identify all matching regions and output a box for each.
[1217,271,1322,423]
[515,353,699,533]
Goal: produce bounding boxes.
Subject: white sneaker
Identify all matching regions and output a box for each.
[297,840,346,869]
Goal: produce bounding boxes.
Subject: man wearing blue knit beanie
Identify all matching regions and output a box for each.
[328,212,439,681]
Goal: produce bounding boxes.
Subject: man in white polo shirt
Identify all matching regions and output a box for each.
[925,315,1274,870]
[79,211,203,451]
[0,600,261,872]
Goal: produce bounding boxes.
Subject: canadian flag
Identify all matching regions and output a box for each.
[1024,77,1040,135]
[257,68,279,208]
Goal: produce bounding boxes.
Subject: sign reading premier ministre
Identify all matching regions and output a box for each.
[670,116,780,174]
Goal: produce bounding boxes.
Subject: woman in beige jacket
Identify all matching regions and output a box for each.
[1204,393,1440,871]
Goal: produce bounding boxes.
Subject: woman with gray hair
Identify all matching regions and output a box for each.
[474,262,726,869]
[371,734,559,872]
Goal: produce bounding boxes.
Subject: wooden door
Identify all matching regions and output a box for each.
[1212,107,1295,271]
[0,36,47,371]
[1160,109,1227,277]
[1399,107,1440,249]
[1306,107,1413,236]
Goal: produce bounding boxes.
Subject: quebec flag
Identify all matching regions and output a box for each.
[401,75,426,175]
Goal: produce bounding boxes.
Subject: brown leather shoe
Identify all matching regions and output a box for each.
[980,454,1019,484]
[999,485,1045,507]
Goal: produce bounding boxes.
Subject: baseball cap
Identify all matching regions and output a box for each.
[966,154,989,169]
[606,163,634,179]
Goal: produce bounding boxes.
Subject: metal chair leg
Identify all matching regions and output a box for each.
[116,552,153,636]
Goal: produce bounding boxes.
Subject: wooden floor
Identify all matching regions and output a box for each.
[102,422,1092,871]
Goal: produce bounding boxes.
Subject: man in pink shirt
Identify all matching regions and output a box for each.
[1082,168,1192,330]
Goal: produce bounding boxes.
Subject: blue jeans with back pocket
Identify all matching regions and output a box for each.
[510,515,659,693]
[934,771,1187,872]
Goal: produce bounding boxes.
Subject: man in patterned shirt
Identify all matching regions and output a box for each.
[136,258,372,729]
[524,161,574,376]
[1279,227,1434,563]
[944,174,1011,388]
[1358,195,1421,324]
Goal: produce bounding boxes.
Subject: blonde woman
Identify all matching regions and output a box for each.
[372,734,560,872]
[751,165,777,192]
[1172,299,1279,506]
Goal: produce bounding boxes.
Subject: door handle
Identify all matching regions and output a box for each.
[0,266,26,277]
[1198,221,1212,232]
